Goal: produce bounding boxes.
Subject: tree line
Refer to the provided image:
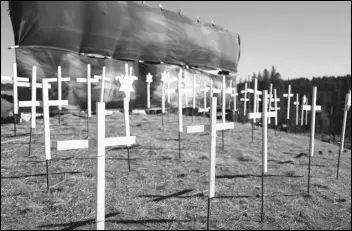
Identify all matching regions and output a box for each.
[235,66,351,142]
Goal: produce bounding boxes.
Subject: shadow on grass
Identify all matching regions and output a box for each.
[109,144,142,151]
[268,159,295,164]
[216,174,304,179]
[38,213,192,230]
[1,171,87,179]
[4,133,30,138]
[37,212,120,230]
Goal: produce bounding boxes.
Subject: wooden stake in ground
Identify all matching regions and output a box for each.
[146,73,153,109]
[302,87,322,194]
[336,90,351,179]
[185,97,234,230]
[57,102,136,230]
[248,90,277,223]
[41,78,69,192]
[283,84,294,133]
[76,64,99,138]
[1,63,32,136]
[116,63,138,171]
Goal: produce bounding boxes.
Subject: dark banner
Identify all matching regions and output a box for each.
[8,1,240,73]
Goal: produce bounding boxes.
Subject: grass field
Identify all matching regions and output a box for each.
[1,112,351,230]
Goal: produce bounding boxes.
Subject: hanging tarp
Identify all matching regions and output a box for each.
[8,1,240,73]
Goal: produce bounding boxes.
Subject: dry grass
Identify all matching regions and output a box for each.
[1,112,351,230]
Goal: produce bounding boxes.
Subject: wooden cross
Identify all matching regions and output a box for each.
[76,64,99,118]
[283,84,294,120]
[247,90,277,222]
[251,77,262,123]
[231,84,239,113]
[160,71,168,114]
[300,95,307,126]
[200,83,210,111]
[57,102,136,230]
[146,73,153,109]
[305,86,322,194]
[192,74,200,109]
[181,76,193,107]
[1,63,33,135]
[186,97,234,196]
[94,66,111,102]
[293,93,300,126]
[240,82,250,115]
[337,90,351,179]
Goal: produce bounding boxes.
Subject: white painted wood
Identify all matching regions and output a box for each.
[339,91,351,156]
[193,74,196,109]
[240,82,248,115]
[216,122,235,131]
[263,91,268,173]
[146,73,153,109]
[31,67,37,128]
[268,84,273,124]
[178,68,183,132]
[96,102,105,230]
[209,97,217,198]
[309,87,318,157]
[186,125,209,134]
[99,66,107,102]
[210,79,213,97]
[293,94,300,125]
[283,85,294,119]
[232,85,238,112]
[274,89,279,126]
[13,63,18,114]
[57,139,96,150]
[200,83,210,110]
[253,78,258,123]
[301,95,307,126]
[42,79,51,160]
[222,76,226,123]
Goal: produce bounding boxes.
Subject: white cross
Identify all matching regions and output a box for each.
[221,75,232,123]
[240,82,250,115]
[94,66,111,103]
[18,66,56,129]
[1,63,33,115]
[56,66,71,110]
[293,93,300,126]
[42,78,69,161]
[302,87,322,157]
[160,71,169,113]
[146,73,153,109]
[180,74,193,107]
[301,95,310,126]
[283,85,294,120]
[115,63,138,101]
[250,78,262,123]
[186,97,234,198]
[248,91,277,173]
[200,83,210,110]
[57,102,136,230]
[192,74,200,109]
[76,64,99,117]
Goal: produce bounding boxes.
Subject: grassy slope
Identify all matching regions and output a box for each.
[1,113,351,230]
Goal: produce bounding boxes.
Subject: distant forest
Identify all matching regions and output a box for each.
[236,66,351,141]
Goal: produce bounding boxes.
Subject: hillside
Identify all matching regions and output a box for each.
[1,113,351,230]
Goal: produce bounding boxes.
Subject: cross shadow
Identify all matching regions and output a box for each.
[216,174,304,179]
[268,159,295,164]
[295,153,308,158]
[4,133,30,138]
[109,144,142,151]
[155,138,180,142]
[1,171,87,179]
[294,163,328,167]
[282,152,296,155]
[3,142,29,145]
[37,212,120,230]
[137,189,194,202]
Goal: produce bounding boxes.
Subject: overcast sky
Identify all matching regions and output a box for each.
[1,1,351,79]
